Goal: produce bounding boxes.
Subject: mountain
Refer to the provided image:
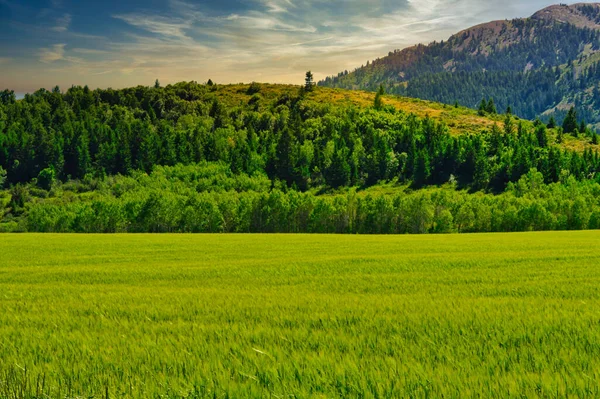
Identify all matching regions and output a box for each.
[319,3,600,129]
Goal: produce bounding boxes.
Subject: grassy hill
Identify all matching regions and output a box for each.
[215,83,596,151]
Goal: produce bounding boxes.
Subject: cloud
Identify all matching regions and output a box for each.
[261,0,296,13]
[51,13,71,32]
[1,0,575,93]
[98,0,568,86]
[39,44,66,63]
[113,14,191,39]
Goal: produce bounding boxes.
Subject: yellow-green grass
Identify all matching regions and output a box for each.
[214,83,504,136]
[1,232,600,398]
[213,84,599,152]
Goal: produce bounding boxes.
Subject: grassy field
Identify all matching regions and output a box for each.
[1,232,600,398]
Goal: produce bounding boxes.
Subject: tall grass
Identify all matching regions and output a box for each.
[1,232,600,398]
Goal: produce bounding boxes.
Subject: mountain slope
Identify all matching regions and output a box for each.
[319,3,600,129]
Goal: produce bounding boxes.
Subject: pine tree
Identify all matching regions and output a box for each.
[473,149,490,191]
[547,115,556,129]
[486,98,497,114]
[154,79,160,89]
[536,124,548,148]
[412,150,431,188]
[504,113,514,136]
[562,107,578,134]
[374,84,385,110]
[305,71,314,92]
[478,99,487,116]
[0,166,6,188]
[556,128,564,143]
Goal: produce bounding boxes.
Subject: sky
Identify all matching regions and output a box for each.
[0,0,574,93]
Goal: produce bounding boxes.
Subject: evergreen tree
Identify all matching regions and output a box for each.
[536,124,548,148]
[412,150,431,188]
[473,149,490,191]
[504,113,515,136]
[478,99,487,116]
[374,84,385,110]
[275,128,296,185]
[563,107,578,134]
[556,127,564,143]
[305,71,314,92]
[154,79,160,89]
[486,98,497,114]
[547,115,556,129]
[328,146,351,188]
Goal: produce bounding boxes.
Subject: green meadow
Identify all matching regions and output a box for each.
[1,232,600,398]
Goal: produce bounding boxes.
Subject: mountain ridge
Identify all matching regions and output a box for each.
[319,2,600,129]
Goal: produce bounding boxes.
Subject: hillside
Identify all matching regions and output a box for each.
[1,82,597,187]
[1,82,600,233]
[319,3,600,129]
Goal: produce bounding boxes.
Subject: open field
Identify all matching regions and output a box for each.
[1,232,600,398]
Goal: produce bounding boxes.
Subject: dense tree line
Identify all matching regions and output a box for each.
[399,68,561,120]
[2,163,600,233]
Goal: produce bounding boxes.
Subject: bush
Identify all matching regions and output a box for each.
[37,168,56,190]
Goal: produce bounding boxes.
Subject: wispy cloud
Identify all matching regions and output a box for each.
[113,14,191,39]
[40,44,66,63]
[51,13,71,32]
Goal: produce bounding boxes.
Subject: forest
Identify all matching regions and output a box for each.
[1,81,599,233]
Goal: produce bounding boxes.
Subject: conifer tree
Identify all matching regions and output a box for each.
[374,84,385,110]
[486,98,497,114]
[478,99,487,116]
[563,107,578,134]
[556,128,564,143]
[412,150,431,188]
[536,124,548,148]
[305,71,314,92]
